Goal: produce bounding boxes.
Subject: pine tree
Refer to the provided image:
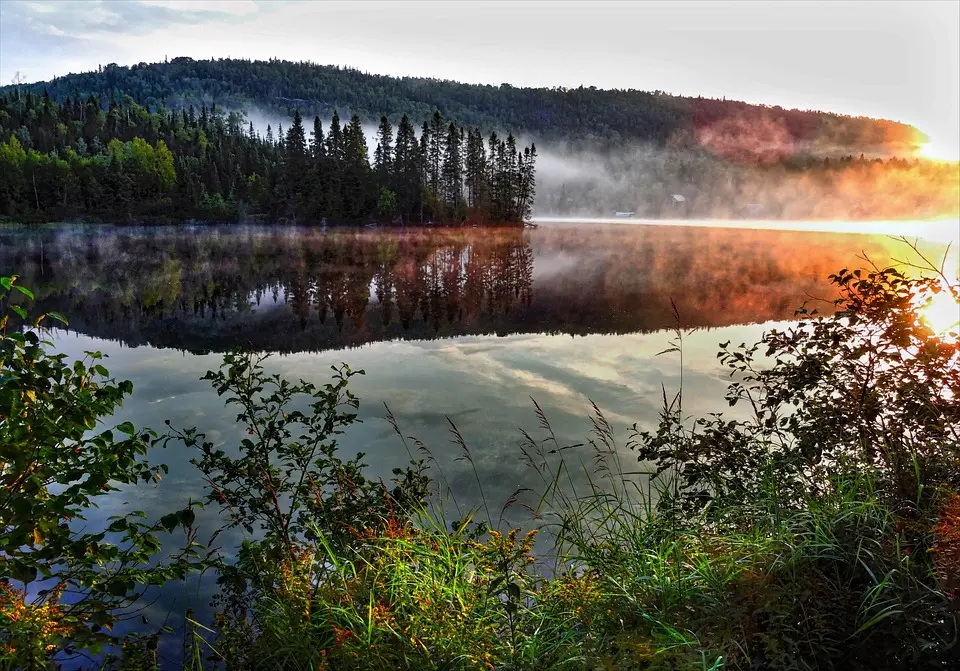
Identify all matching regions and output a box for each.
[373,115,393,186]
[311,116,325,160]
[342,114,370,220]
[286,109,307,160]
[282,109,308,221]
[325,110,343,217]
[516,143,536,222]
[326,110,343,165]
[308,115,327,217]
[427,110,444,197]
[441,122,463,218]
[393,114,420,222]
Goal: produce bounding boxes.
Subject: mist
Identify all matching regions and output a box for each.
[229,104,957,223]
[529,138,958,222]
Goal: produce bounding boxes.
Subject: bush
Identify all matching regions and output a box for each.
[2,257,957,670]
[0,276,198,670]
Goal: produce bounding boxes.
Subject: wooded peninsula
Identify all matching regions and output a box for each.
[0,93,537,225]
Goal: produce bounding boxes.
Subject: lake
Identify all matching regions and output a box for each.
[1,219,956,660]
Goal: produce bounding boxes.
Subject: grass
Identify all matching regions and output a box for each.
[173,382,957,670]
[184,261,957,670]
[3,260,958,670]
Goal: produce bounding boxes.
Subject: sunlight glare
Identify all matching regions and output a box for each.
[917,138,960,162]
[920,285,960,340]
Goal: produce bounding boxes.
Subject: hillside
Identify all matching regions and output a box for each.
[2,57,923,151]
[4,57,955,223]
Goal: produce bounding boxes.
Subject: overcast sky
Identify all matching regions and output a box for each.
[1,0,957,158]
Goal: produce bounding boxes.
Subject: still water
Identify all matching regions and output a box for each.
[1,219,955,657]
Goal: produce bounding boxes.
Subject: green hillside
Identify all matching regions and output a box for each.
[2,57,923,149]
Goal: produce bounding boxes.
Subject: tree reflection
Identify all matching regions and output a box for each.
[0,223,927,353]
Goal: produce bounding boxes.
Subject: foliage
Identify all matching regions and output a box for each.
[165,351,431,666]
[0,58,921,149]
[0,275,199,669]
[631,264,960,517]
[2,259,958,670]
[0,93,536,225]
[530,263,960,669]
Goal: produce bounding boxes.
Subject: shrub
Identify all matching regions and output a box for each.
[0,275,198,669]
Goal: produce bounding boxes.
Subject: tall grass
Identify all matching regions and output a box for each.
[198,260,956,670]
[5,261,956,670]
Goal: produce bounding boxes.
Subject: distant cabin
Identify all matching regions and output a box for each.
[614,211,636,217]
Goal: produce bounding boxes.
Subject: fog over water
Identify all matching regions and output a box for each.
[534,217,960,246]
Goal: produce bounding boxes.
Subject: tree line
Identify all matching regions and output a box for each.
[0,57,922,150]
[0,91,536,224]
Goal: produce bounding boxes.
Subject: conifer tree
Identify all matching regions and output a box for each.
[311,116,325,160]
[373,115,393,184]
[393,114,421,222]
[0,92,537,224]
[282,109,308,220]
[442,122,463,217]
[325,110,344,217]
[342,114,370,219]
[427,110,444,196]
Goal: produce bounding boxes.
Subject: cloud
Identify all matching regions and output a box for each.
[23,1,57,13]
[2,0,262,42]
[138,0,260,16]
[35,22,65,36]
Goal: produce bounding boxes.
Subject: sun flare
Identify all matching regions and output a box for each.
[917,139,960,162]
[920,286,960,339]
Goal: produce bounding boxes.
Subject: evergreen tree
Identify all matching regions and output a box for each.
[393,114,421,223]
[0,92,538,224]
[282,109,308,220]
[373,115,393,186]
[342,114,371,219]
[310,116,325,160]
[325,110,344,217]
[427,110,444,196]
[441,122,463,218]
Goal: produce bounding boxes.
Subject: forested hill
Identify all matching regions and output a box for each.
[2,57,922,151]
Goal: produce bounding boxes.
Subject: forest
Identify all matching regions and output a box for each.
[0,91,537,225]
[4,58,958,224]
[0,57,923,151]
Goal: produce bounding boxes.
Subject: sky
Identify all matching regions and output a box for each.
[1,0,958,159]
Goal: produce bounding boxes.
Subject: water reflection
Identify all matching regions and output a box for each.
[3,221,953,667]
[2,222,944,352]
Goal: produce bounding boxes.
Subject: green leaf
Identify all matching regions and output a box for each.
[160,513,179,532]
[178,508,196,528]
[11,304,27,320]
[107,519,128,533]
[14,284,34,300]
[46,311,68,325]
[0,276,12,290]
[9,561,38,583]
